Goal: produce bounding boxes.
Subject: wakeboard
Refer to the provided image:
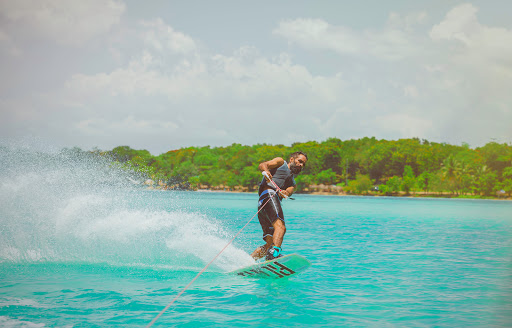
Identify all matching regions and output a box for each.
[230,254,311,279]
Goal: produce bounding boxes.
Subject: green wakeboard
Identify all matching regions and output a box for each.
[230,254,311,279]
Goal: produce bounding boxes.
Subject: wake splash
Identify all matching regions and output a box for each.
[0,142,253,272]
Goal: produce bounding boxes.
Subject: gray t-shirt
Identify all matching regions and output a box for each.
[259,161,296,195]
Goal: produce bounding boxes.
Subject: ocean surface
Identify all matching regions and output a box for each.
[1,144,512,327]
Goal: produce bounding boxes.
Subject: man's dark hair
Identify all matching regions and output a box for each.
[290,151,308,160]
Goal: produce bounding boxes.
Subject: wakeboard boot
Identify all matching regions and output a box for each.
[265,246,283,261]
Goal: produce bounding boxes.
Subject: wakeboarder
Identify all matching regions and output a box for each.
[251,151,308,261]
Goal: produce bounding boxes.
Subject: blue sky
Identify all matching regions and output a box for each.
[1,1,511,154]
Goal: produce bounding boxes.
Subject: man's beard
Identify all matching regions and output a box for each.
[290,161,302,174]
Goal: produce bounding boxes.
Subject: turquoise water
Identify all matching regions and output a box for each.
[1,147,512,327]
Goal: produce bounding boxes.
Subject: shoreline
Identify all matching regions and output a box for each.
[147,186,512,200]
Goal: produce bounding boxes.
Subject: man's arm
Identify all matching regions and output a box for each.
[258,157,284,181]
[281,186,295,198]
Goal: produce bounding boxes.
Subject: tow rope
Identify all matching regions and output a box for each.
[146,177,280,327]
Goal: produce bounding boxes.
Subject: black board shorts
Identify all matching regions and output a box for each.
[257,189,284,240]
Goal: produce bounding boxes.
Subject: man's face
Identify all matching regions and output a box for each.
[289,154,307,174]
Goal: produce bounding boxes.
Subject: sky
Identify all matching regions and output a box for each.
[1,0,511,155]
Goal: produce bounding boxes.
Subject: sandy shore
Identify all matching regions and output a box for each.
[191,188,512,200]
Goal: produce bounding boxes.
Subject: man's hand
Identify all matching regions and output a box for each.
[263,170,273,182]
[278,189,289,199]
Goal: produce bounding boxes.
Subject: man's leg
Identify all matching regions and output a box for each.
[251,235,273,259]
[252,191,285,260]
[272,219,286,248]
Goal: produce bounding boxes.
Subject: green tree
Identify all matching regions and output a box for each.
[478,142,512,177]
[351,174,372,195]
[109,146,153,163]
[478,170,498,196]
[383,176,401,195]
[441,154,473,195]
[100,138,511,199]
[315,169,337,185]
[401,165,416,195]
[234,166,256,189]
[430,172,448,195]
[501,179,512,197]
[417,172,432,192]
[188,176,200,189]
[503,167,512,180]
[172,160,198,184]
[295,174,313,192]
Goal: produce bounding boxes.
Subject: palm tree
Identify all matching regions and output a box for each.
[441,155,461,195]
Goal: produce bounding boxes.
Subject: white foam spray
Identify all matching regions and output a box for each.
[0,140,253,271]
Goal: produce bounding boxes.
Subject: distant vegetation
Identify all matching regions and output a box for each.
[76,137,512,198]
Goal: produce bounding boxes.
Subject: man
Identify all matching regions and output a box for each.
[251,151,308,261]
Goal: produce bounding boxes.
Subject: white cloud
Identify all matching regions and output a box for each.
[65,51,166,97]
[141,18,198,54]
[274,18,361,55]
[14,18,347,152]
[428,4,512,120]
[430,4,478,45]
[273,16,421,60]
[273,5,512,147]
[0,0,125,46]
[1,4,511,153]
[430,3,512,67]
[64,31,345,107]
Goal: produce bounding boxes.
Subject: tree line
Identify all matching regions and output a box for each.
[89,137,512,198]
